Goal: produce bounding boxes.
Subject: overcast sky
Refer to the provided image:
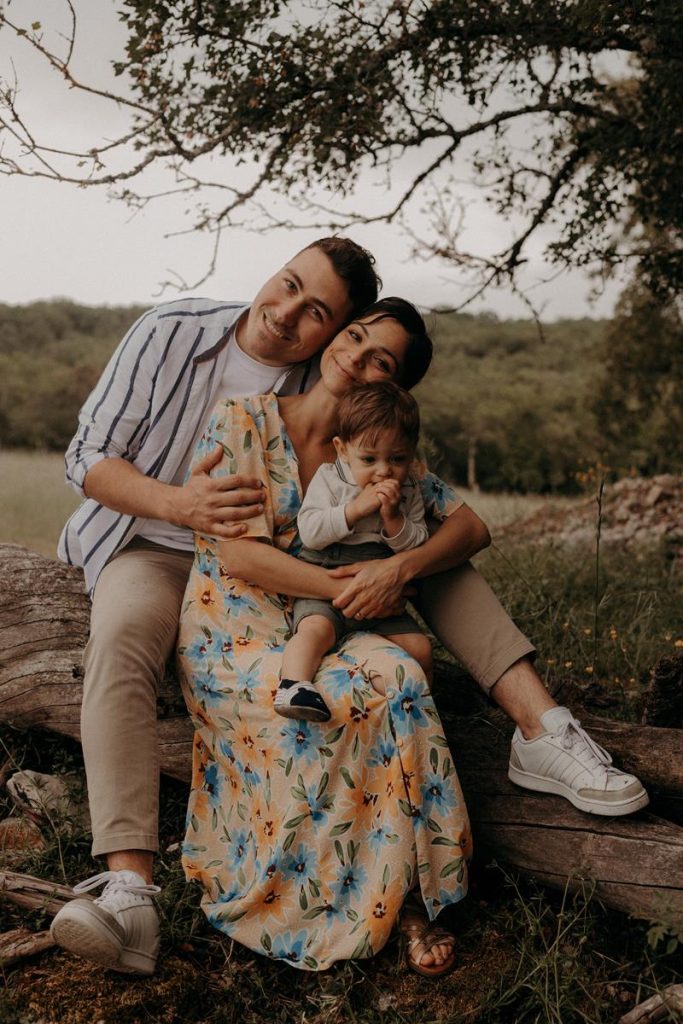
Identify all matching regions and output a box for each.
[1,1,623,319]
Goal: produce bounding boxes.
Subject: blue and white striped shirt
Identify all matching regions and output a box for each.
[58,297,315,595]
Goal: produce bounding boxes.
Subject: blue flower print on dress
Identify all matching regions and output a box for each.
[321,663,355,700]
[419,471,458,518]
[279,720,320,764]
[245,401,267,432]
[304,783,334,825]
[195,550,215,579]
[185,630,223,664]
[202,762,223,807]
[388,680,430,735]
[420,773,459,815]
[232,660,263,701]
[332,861,368,905]
[367,822,397,855]
[225,829,252,870]
[237,759,262,791]
[223,587,262,618]
[270,929,309,964]
[206,887,243,930]
[367,737,396,769]
[422,884,466,920]
[217,736,235,764]
[277,478,300,519]
[282,843,319,886]
[195,668,229,707]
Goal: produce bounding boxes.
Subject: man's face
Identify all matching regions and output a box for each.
[237,247,354,366]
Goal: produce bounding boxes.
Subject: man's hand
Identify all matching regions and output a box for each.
[330,557,416,619]
[171,445,265,538]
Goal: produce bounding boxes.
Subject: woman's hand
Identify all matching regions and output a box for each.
[329,557,415,619]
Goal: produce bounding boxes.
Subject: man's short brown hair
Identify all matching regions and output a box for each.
[337,381,420,449]
[303,237,382,317]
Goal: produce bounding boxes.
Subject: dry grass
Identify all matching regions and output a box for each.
[0,450,80,556]
[0,450,578,558]
[458,487,581,532]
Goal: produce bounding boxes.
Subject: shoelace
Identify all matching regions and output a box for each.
[72,870,161,903]
[556,717,616,776]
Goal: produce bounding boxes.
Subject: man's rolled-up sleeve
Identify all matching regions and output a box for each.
[64,308,161,497]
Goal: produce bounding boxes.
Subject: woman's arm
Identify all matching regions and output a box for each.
[218,538,346,601]
[330,504,490,619]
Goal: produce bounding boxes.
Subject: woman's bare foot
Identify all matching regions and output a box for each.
[400,893,456,976]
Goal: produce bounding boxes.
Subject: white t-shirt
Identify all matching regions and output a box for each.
[138,330,294,550]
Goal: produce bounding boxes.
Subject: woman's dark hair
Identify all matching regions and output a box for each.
[356,296,433,390]
[302,237,382,317]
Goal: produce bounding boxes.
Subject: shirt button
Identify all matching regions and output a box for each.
[387,689,396,699]
[397,739,404,749]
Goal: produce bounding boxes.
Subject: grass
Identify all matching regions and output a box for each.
[474,539,683,718]
[0,454,577,560]
[0,450,79,556]
[0,452,681,1023]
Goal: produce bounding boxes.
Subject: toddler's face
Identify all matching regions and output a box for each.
[334,428,414,488]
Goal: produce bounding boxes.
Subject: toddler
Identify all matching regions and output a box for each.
[275,381,433,722]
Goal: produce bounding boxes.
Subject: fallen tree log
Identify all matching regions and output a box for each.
[0,926,54,967]
[0,870,75,915]
[619,984,683,1024]
[1,544,682,926]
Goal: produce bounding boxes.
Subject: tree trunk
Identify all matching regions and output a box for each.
[1,544,682,926]
[467,435,479,492]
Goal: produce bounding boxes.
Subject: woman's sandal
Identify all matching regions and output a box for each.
[400,897,457,977]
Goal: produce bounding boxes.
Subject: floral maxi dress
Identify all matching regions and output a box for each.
[178,395,472,970]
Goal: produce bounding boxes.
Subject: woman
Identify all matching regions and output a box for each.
[178,298,486,974]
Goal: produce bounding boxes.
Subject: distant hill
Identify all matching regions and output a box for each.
[0,299,649,494]
[0,301,145,450]
[415,312,607,492]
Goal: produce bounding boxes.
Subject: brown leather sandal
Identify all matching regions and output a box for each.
[400,897,456,977]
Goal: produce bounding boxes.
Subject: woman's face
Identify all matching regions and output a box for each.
[321,316,409,395]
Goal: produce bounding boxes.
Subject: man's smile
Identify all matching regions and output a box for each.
[262,310,290,341]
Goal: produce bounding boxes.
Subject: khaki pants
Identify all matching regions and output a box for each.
[82,541,534,856]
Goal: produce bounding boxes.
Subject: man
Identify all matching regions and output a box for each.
[50,236,647,976]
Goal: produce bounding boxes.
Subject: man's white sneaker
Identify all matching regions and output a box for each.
[509,706,649,816]
[50,870,161,975]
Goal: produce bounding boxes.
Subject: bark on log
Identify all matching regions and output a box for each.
[619,984,683,1023]
[0,926,54,967]
[0,870,75,915]
[1,544,682,926]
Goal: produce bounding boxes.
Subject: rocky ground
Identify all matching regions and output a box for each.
[499,474,683,565]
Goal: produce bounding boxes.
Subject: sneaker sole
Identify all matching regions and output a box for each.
[50,903,157,976]
[508,764,650,817]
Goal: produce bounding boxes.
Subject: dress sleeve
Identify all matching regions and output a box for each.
[411,461,464,523]
[192,397,273,542]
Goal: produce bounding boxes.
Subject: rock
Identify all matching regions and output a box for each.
[644,484,665,507]
[0,817,46,868]
[500,474,683,558]
[6,770,91,832]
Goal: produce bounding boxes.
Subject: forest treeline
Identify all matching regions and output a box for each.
[1,294,680,494]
